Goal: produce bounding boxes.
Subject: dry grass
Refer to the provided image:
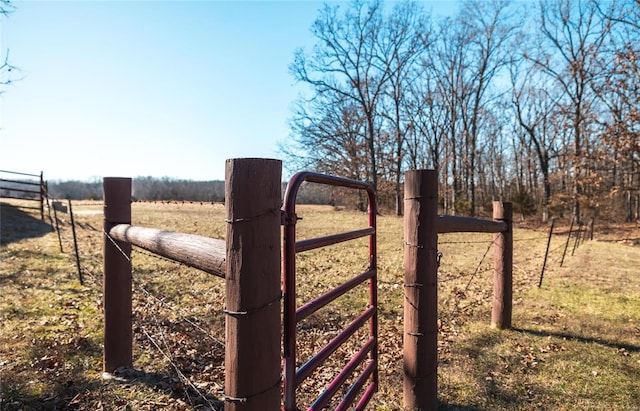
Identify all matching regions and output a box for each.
[1,200,639,410]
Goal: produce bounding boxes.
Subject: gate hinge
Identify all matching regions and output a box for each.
[281,210,302,226]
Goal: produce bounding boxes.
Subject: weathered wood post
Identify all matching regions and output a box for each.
[224,158,282,410]
[103,177,132,373]
[403,169,438,410]
[491,201,513,329]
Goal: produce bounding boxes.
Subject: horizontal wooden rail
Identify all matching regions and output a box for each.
[0,178,41,186]
[0,169,41,178]
[437,215,507,233]
[109,224,226,278]
[0,186,42,195]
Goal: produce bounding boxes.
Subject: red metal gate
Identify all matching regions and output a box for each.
[282,171,378,411]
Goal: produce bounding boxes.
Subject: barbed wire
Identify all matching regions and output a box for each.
[512,235,550,242]
[439,238,492,245]
[512,243,566,268]
[82,229,226,407]
[138,321,219,409]
[134,279,225,349]
[441,238,496,321]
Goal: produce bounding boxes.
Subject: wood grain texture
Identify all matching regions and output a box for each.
[403,169,438,411]
[109,224,225,278]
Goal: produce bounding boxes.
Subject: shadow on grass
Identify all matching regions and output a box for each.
[1,333,224,410]
[437,328,557,410]
[512,327,640,353]
[0,202,53,245]
[104,367,224,410]
[1,335,104,410]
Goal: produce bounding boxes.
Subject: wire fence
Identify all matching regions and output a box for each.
[48,202,227,409]
[23,197,628,410]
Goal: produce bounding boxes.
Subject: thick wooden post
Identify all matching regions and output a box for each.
[103,177,132,373]
[403,169,438,410]
[224,158,281,411]
[491,201,513,329]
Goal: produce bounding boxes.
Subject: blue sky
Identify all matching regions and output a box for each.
[1,0,457,182]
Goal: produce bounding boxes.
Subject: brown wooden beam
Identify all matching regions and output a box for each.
[109,224,225,278]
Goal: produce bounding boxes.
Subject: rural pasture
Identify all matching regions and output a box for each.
[1,199,639,410]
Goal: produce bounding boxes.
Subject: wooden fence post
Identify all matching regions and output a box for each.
[403,169,438,410]
[491,201,512,330]
[103,177,132,374]
[224,158,282,411]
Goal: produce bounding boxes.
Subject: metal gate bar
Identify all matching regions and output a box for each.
[282,171,377,411]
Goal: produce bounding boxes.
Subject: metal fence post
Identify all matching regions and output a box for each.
[39,171,45,221]
[560,215,575,267]
[68,199,83,285]
[224,158,282,411]
[403,169,438,410]
[538,218,556,288]
[103,177,132,374]
[491,201,513,329]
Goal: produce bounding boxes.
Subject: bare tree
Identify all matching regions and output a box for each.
[592,0,640,221]
[527,0,615,221]
[0,0,17,93]
[379,0,429,215]
[510,55,564,221]
[290,0,392,193]
[427,0,516,215]
[285,92,369,182]
[458,0,517,215]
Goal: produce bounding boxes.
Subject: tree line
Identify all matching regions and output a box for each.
[45,178,226,202]
[45,177,336,205]
[283,0,640,222]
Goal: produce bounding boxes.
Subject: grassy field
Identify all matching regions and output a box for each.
[1,200,639,410]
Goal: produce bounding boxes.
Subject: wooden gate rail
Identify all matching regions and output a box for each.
[108,224,226,278]
[103,158,282,411]
[403,169,513,411]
